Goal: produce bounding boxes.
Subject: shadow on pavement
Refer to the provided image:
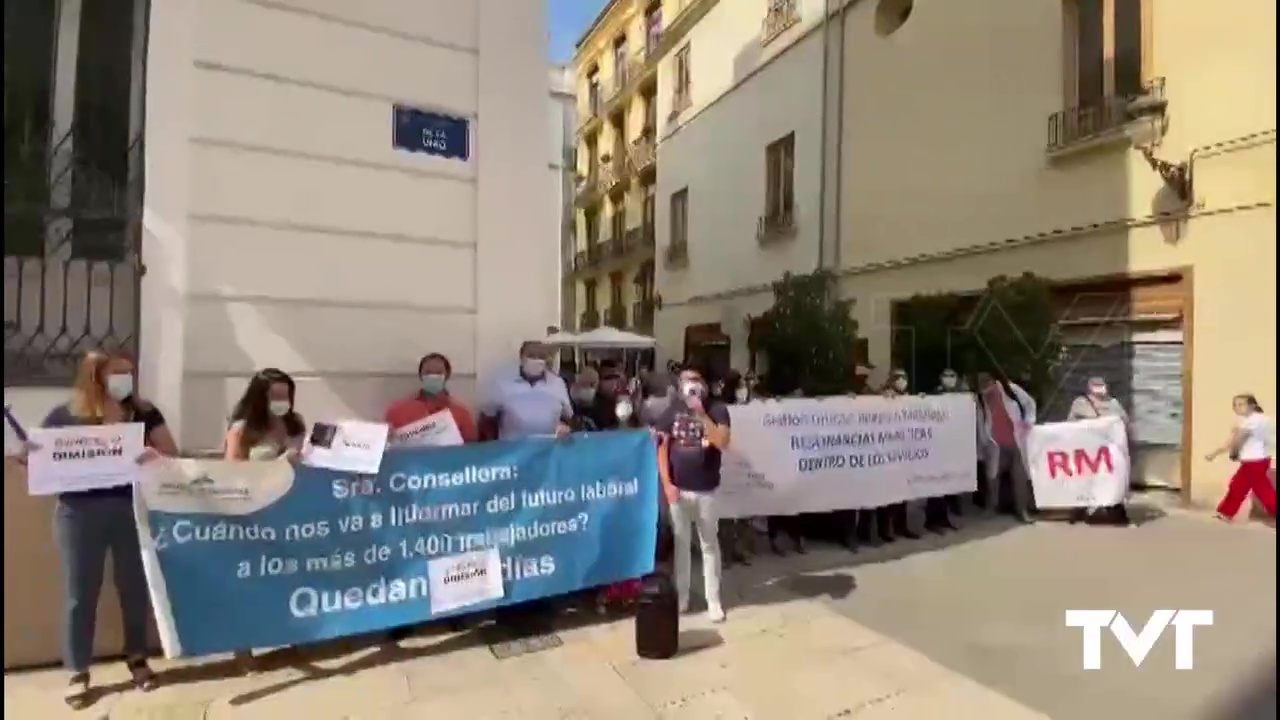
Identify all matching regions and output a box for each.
[1203,651,1278,720]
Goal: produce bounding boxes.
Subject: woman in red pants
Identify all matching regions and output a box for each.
[1206,394,1276,521]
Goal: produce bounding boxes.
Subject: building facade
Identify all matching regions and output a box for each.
[550,65,578,329]
[832,0,1274,506]
[569,0,672,335]
[4,0,555,667]
[651,0,837,374]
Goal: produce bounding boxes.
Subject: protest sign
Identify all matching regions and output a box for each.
[718,395,977,518]
[390,409,463,448]
[135,431,659,658]
[302,420,390,474]
[1026,416,1129,508]
[26,423,146,496]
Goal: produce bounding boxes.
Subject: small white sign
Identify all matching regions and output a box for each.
[1065,609,1214,670]
[27,423,147,495]
[1027,417,1130,509]
[427,548,505,615]
[301,420,389,475]
[391,409,463,449]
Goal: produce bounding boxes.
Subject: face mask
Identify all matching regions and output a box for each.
[105,373,134,401]
[1089,385,1107,397]
[421,374,447,395]
[269,400,292,417]
[680,381,703,399]
[521,358,547,377]
[940,375,957,390]
[892,378,908,392]
[573,388,597,403]
[616,400,633,421]
[735,388,750,403]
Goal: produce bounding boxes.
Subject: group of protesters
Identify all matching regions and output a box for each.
[9,338,1274,709]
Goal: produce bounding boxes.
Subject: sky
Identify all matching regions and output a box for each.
[548,0,610,64]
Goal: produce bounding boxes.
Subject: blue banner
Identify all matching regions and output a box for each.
[136,432,659,657]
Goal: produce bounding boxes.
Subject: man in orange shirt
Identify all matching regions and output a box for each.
[384,353,477,443]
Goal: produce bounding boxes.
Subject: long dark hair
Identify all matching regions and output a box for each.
[231,368,305,444]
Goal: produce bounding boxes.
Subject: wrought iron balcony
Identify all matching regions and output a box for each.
[757,206,798,245]
[629,134,656,176]
[1047,77,1166,153]
[761,0,800,46]
[573,248,590,272]
[579,87,603,135]
[606,233,627,258]
[580,308,601,331]
[601,157,630,195]
[586,242,605,264]
[575,171,604,207]
[605,304,628,328]
[632,299,655,332]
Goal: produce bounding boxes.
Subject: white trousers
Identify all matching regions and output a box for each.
[668,488,723,612]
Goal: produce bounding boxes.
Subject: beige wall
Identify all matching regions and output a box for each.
[6,0,554,669]
[835,0,1276,505]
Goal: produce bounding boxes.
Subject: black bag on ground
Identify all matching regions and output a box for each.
[634,572,679,660]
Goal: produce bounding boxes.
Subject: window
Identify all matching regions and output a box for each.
[584,279,598,312]
[1065,0,1148,106]
[585,210,599,244]
[613,35,629,85]
[674,44,691,97]
[610,273,624,307]
[642,183,656,232]
[669,188,689,247]
[610,204,626,241]
[586,67,601,113]
[643,92,657,133]
[645,3,663,53]
[765,133,795,219]
[585,137,598,175]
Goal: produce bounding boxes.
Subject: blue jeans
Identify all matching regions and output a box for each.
[53,493,151,672]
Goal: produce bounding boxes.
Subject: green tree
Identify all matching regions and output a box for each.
[755,270,860,397]
[890,292,973,390]
[967,272,1063,403]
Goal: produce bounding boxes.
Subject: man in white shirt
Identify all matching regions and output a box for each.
[478,341,573,441]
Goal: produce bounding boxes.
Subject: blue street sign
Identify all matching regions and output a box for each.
[392,105,470,161]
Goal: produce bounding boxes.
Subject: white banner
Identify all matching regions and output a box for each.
[718,395,978,518]
[390,409,464,448]
[27,422,146,495]
[301,420,390,474]
[1026,417,1129,508]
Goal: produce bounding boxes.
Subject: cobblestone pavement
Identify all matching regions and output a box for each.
[4,503,1273,719]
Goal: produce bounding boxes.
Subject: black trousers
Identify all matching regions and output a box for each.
[766,515,803,540]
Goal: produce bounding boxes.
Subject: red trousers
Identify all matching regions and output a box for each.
[1216,459,1277,517]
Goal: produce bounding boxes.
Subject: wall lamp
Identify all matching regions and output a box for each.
[1126,94,1193,204]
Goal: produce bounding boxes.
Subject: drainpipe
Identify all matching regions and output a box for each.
[816,0,832,272]
[830,0,848,271]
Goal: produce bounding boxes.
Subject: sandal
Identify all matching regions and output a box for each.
[126,657,158,692]
[64,672,91,709]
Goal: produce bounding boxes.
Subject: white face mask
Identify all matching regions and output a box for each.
[615,400,633,421]
[521,358,547,377]
[892,378,908,392]
[269,400,291,417]
[1089,384,1107,397]
[680,381,703,399]
[735,388,749,403]
[940,375,957,390]
[105,373,134,401]
[572,387,596,403]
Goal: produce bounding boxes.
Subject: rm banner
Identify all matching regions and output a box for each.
[1025,416,1130,509]
[135,431,659,658]
[718,395,978,518]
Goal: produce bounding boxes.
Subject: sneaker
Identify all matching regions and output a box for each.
[707,605,726,623]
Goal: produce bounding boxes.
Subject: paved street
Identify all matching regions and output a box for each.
[4,503,1274,719]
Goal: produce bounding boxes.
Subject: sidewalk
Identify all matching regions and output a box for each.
[4,570,1048,720]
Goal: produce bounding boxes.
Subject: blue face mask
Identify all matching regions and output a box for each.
[421,374,447,395]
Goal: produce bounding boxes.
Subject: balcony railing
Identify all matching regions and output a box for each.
[575,170,603,207]
[1046,77,1166,153]
[761,0,800,46]
[572,248,590,272]
[586,242,605,264]
[601,157,629,194]
[757,205,798,245]
[580,308,601,331]
[669,90,692,119]
[664,241,689,268]
[629,135,656,175]
[605,304,628,328]
[606,233,626,258]
[632,299,655,332]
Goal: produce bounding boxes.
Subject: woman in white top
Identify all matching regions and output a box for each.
[1206,393,1276,521]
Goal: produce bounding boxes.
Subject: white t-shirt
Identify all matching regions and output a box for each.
[1236,413,1272,461]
